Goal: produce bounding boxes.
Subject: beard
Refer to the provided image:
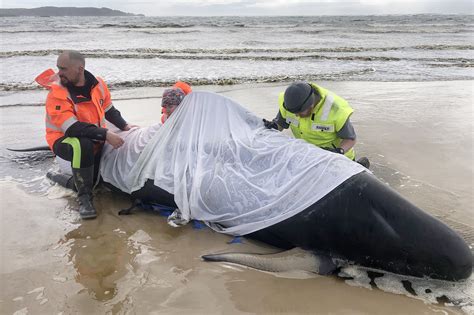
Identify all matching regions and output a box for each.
[60,73,80,87]
[59,76,69,86]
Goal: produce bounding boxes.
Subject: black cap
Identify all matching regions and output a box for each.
[283,82,316,113]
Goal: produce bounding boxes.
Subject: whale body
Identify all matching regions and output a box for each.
[134,172,472,281]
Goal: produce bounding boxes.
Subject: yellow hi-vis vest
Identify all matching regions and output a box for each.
[279,83,355,160]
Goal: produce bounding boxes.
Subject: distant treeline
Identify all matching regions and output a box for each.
[0,6,143,17]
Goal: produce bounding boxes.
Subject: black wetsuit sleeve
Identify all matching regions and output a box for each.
[336,118,356,140]
[65,121,107,141]
[275,111,290,129]
[105,106,127,130]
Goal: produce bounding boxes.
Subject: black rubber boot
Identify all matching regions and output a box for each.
[46,171,77,191]
[356,157,370,169]
[72,166,97,219]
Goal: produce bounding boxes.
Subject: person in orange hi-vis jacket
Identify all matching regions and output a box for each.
[36,50,137,220]
[160,81,192,123]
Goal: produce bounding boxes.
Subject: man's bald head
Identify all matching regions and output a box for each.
[66,50,85,66]
[57,50,85,87]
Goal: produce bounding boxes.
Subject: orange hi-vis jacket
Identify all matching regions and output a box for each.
[35,69,113,149]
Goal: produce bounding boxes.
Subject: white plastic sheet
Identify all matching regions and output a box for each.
[100,123,161,192]
[101,91,365,235]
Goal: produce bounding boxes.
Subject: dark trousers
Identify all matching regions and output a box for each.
[53,136,102,179]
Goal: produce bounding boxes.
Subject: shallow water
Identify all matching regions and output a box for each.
[0,81,473,314]
[1,181,471,314]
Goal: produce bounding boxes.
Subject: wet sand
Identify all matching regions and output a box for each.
[1,181,467,315]
[0,81,473,314]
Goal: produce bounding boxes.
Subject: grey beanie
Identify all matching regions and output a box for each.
[283,82,316,113]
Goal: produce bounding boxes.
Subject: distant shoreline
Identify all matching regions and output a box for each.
[0,6,143,17]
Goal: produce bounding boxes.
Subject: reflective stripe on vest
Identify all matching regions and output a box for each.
[320,94,334,121]
[45,113,77,132]
[285,116,299,127]
[104,102,113,112]
[97,80,106,98]
[97,80,107,127]
[61,116,78,132]
[45,119,63,132]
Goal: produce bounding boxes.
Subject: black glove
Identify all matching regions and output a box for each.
[263,118,279,130]
[334,147,345,155]
[323,147,345,155]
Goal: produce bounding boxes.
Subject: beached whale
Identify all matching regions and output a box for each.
[201,171,473,281]
[49,91,472,281]
[131,169,473,281]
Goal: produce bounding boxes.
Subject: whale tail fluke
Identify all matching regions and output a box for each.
[202,247,337,275]
[7,145,51,152]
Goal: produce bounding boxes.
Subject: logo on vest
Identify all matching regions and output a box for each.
[311,123,334,132]
[99,99,104,106]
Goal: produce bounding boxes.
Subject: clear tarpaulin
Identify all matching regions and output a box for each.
[101,123,161,193]
[101,91,365,235]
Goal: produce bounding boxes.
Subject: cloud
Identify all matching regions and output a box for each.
[1,0,473,15]
[131,0,474,15]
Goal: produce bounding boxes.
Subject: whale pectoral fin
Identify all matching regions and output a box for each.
[202,247,337,275]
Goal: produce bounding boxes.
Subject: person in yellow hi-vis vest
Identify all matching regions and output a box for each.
[263,81,369,168]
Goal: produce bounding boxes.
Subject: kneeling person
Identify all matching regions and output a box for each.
[36,50,135,219]
[264,81,368,167]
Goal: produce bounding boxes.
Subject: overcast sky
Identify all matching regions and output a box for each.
[1,0,473,16]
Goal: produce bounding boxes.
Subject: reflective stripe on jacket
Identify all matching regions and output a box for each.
[279,83,355,160]
[35,69,112,149]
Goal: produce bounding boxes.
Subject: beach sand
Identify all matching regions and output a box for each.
[1,81,473,314]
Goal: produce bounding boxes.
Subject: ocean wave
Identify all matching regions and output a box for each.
[0,102,44,107]
[100,23,193,28]
[3,67,474,103]
[413,44,473,50]
[240,40,267,46]
[0,49,65,57]
[0,69,377,94]
[130,30,201,35]
[0,51,402,61]
[0,29,67,34]
[295,26,474,35]
[427,61,473,68]
[98,21,296,29]
[0,83,39,92]
[294,30,324,34]
[360,29,473,34]
[3,49,472,64]
[2,45,472,59]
